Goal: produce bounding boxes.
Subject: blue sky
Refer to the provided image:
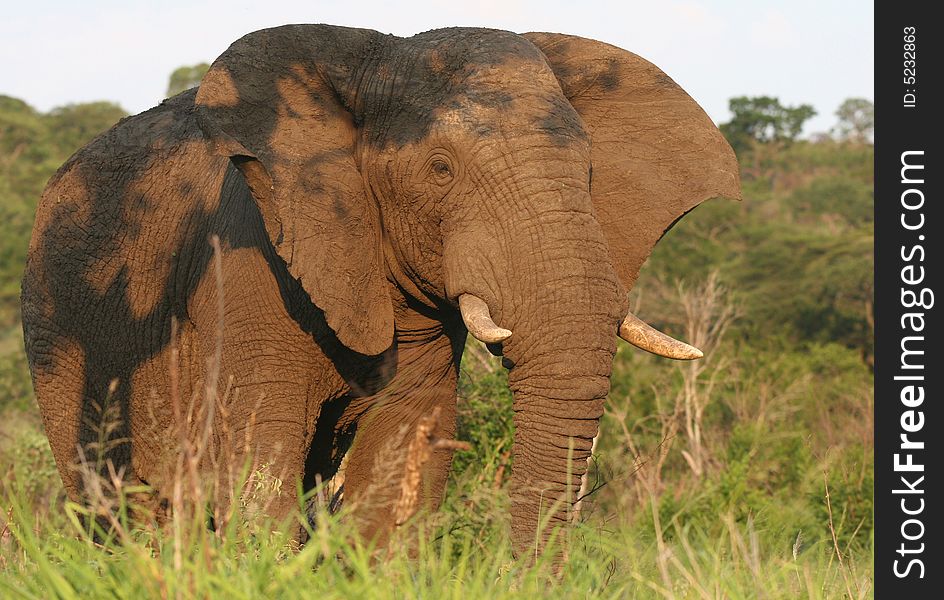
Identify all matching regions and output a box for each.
[2,0,872,135]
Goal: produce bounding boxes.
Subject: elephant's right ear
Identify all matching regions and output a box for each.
[195,25,394,356]
[524,32,741,293]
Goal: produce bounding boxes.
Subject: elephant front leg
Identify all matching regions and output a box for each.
[339,315,464,548]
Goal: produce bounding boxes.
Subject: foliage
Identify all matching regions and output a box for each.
[0,339,32,413]
[643,137,874,365]
[834,98,874,143]
[167,63,210,97]
[44,103,128,156]
[720,96,816,155]
[454,343,514,474]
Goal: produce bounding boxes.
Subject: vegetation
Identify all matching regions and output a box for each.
[833,98,874,144]
[166,63,210,98]
[720,96,817,155]
[0,89,873,597]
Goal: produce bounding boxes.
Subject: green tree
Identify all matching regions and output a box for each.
[166,63,210,97]
[45,102,127,155]
[834,97,874,143]
[720,96,816,155]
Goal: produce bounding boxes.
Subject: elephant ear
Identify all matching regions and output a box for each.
[195,25,393,356]
[524,32,741,292]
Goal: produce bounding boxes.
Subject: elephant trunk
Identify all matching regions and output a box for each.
[494,211,623,557]
[442,163,626,557]
[506,346,613,556]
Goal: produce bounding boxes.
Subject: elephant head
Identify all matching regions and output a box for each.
[194,25,739,552]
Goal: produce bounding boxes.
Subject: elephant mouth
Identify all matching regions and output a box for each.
[458,292,703,361]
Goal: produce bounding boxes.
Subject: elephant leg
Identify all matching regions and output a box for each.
[177,243,345,531]
[340,317,463,547]
[28,332,129,503]
[342,387,457,542]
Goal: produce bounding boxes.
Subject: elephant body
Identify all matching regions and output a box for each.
[21,25,739,552]
[22,88,459,530]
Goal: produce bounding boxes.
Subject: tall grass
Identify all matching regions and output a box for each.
[0,438,872,599]
[1,347,872,598]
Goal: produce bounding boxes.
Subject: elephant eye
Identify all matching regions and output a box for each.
[430,159,453,182]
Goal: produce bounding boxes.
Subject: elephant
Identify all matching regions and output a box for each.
[20,24,739,554]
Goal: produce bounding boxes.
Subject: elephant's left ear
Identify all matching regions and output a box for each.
[194,25,394,356]
[524,32,741,292]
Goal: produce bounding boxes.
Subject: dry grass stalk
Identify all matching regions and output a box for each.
[676,270,738,477]
[596,274,739,521]
[394,407,470,526]
[492,450,511,490]
[607,395,679,506]
[0,506,11,569]
[572,434,599,523]
[823,469,857,599]
[648,489,675,600]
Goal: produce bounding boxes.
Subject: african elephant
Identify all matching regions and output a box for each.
[21,25,739,554]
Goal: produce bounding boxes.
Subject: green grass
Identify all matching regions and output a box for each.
[0,431,871,600]
[0,341,872,598]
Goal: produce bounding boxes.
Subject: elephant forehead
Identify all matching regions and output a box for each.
[410,27,548,70]
[435,54,587,142]
[428,101,506,136]
[362,31,586,148]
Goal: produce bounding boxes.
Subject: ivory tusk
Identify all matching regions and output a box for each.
[458,294,512,344]
[619,312,704,360]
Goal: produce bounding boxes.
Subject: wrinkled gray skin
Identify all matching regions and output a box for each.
[21,25,739,555]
